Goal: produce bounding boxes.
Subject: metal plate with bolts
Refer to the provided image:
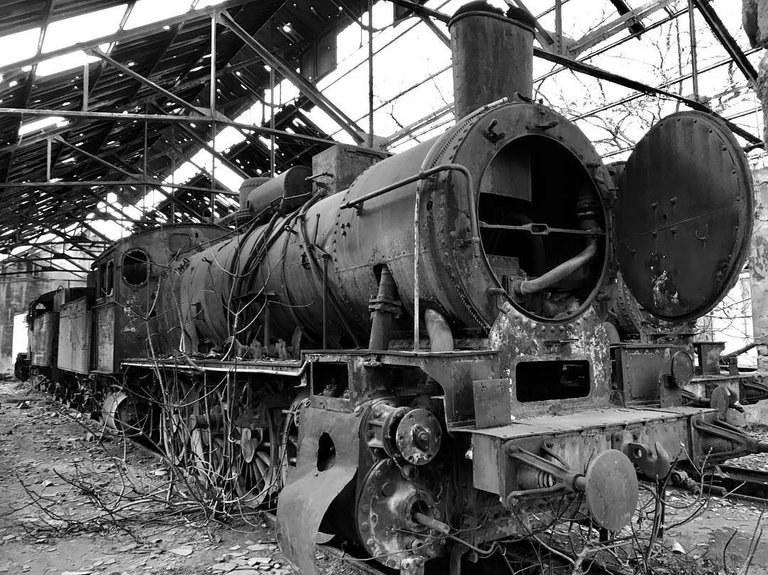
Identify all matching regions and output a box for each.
[615,111,753,321]
[473,378,512,429]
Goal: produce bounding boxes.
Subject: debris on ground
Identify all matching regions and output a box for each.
[0,379,358,575]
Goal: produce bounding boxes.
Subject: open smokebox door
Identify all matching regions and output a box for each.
[613,111,753,323]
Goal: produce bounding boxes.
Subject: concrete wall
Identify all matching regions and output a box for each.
[0,261,85,375]
[700,270,758,368]
[743,2,768,368]
[750,168,768,369]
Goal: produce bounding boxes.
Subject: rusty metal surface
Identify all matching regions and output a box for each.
[694,341,725,375]
[615,111,753,321]
[584,449,638,531]
[90,225,228,366]
[57,297,91,374]
[612,344,686,407]
[469,404,720,503]
[30,312,58,367]
[394,408,442,465]
[161,99,614,354]
[473,378,513,428]
[121,357,306,376]
[311,145,388,197]
[355,458,447,570]
[276,405,359,575]
[93,304,115,373]
[449,6,534,118]
[244,166,312,214]
[609,273,697,342]
[421,356,496,428]
[468,405,704,440]
[489,305,613,416]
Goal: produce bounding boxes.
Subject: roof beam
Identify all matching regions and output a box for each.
[90,40,341,184]
[136,56,263,107]
[566,0,675,57]
[534,46,761,145]
[0,180,234,194]
[0,253,83,275]
[533,6,689,84]
[46,1,140,175]
[608,0,646,35]
[0,267,87,278]
[77,14,193,217]
[90,48,213,119]
[43,223,106,256]
[151,104,249,179]
[0,0,56,183]
[418,14,449,48]
[216,10,366,144]
[33,245,91,273]
[0,0,257,77]
[55,135,207,201]
[52,137,212,221]
[505,1,556,49]
[0,182,145,231]
[692,0,757,86]
[82,0,138,105]
[0,107,359,150]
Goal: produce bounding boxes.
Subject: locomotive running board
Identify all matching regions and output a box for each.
[277,407,359,575]
[466,405,724,497]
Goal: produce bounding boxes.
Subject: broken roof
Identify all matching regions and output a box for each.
[0,0,761,275]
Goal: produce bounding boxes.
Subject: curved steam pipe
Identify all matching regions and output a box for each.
[513,242,598,297]
[424,309,454,352]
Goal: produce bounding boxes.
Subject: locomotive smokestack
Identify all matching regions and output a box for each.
[449,2,536,120]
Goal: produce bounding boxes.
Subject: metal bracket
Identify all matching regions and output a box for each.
[504,444,584,506]
[627,441,671,481]
[692,417,768,461]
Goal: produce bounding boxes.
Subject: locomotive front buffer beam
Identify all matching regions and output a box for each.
[470,406,768,533]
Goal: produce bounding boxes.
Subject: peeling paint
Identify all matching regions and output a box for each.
[651,269,680,312]
[488,302,612,412]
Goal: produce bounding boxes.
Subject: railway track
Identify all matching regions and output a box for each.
[705,464,768,502]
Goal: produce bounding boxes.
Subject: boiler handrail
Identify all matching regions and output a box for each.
[340,163,478,351]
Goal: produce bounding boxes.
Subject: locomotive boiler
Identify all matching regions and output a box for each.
[20,4,768,575]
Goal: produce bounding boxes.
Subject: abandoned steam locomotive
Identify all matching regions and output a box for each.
[20,4,768,575]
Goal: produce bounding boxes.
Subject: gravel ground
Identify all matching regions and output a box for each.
[0,377,355,575]
[4,375,768,575]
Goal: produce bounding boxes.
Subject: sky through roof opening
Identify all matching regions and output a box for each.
[0,0,762,250]
[0,28,40,69]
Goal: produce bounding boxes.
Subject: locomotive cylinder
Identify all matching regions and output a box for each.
[449,2,535,119]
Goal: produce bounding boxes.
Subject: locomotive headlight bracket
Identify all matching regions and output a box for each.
[504,443,638,532]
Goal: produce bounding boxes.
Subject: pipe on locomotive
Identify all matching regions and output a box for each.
[450,2,536,115]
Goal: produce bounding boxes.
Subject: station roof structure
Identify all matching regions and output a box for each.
[0,0,761,277]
